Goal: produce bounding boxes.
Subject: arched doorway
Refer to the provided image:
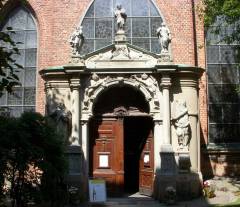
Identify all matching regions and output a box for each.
[89,85,154,196]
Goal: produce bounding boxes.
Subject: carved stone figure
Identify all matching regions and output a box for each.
[156,23,171,53]
[49,103,72,142]
[172,100,190,149]
[114,4,127,33]
[83,73,108,108]
[111,44,130,59]
[131,73,158,94]
[69,26,84,55]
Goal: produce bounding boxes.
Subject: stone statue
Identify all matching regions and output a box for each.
[114,4,127,33]
[69,26,84,55]
[49,103,72,142]
[156,23,171,53]
[172,100,190,149]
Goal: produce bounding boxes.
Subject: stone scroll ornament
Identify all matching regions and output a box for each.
[69,26,84,55]
[172,100,190,149]
[114,4,127,33]
[156,23,171,53]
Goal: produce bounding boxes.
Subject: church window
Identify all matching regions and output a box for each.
[206,16,240,144]
[0,7,37,117]
[80,0,163,55]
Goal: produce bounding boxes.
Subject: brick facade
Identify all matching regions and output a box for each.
[1,0,238,178]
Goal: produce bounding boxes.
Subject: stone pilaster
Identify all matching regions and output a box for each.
[80,119,89,175]
[70,78,81,146]
[154,119,162,172]
[160,74,172,151]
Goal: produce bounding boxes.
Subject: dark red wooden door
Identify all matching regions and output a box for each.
[139,129,154,196]
[90,118,124,196]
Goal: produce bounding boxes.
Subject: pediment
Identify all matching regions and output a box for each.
[84,43,160,69]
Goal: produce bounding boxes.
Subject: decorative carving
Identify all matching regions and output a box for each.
[114,5,127,33]
[131,74,159,108]
[49,103,72,141]
[172,100,190,150]
[69,26,84,55]
[82,74,159,113]
[69,56,85,64]
[156,23,171,54]
[113,106,128,117]
[111,44,130,59]
[83,74,109,109]
[157,54,171,63]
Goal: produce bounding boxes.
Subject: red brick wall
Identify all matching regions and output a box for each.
[2,0,216,176]
[26,0,206,115]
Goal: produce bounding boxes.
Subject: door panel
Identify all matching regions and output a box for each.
[139,129,154,196]
[90,118,124,196]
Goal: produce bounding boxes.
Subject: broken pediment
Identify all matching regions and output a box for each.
[84,42,162,69]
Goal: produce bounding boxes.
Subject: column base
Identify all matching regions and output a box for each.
[159,144,176,175]
[160,144,173,153]
[156,172,202,202]
[69,136,80,146]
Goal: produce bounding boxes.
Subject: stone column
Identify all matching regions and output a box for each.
[154,119,162,171]
[160,74,172,150]
[81,119,89,175]
[70,78,81,146]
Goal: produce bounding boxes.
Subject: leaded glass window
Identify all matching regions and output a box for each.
[0,7,37,117]
[206,17,240,143]
[80,0,163,55]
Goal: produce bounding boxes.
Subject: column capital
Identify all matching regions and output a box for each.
[80,119,88,126]
[160,75,171,88]
[70,78,81,90]
[154,121,162,126]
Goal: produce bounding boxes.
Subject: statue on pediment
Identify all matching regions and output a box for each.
[114,4,127,33]
[69,26,84,55]
[157,23,171,53]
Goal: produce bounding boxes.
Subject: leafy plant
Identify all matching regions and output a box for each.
[0,27,23,97]
[0,112,68,207]
[200,0,240,44]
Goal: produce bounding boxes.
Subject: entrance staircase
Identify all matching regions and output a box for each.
[81,193,161,206]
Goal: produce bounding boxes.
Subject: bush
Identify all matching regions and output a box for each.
[0,112,68,207]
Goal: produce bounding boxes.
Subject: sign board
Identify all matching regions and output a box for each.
[88,179,107,203]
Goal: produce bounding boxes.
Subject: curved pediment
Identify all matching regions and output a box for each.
[83,42,167,69]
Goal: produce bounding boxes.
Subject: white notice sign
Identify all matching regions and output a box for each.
[89,179,107,203]
[99,154,109,167]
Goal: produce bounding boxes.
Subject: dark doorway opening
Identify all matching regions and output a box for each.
[124,116,153,194]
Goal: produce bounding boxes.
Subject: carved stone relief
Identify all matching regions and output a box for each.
[48,103,72,143]
[172,100,190,150]
[82,74,160,116]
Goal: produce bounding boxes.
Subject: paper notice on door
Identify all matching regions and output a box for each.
[99,154,109,168]
[144,153,150,164]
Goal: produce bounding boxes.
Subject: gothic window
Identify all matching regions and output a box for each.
[0,7,37,117]
[206,17,240,144]
[80,0,163,55]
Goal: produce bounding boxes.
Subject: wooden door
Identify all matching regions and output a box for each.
[90,118,124,196]
[139,129,154,196]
